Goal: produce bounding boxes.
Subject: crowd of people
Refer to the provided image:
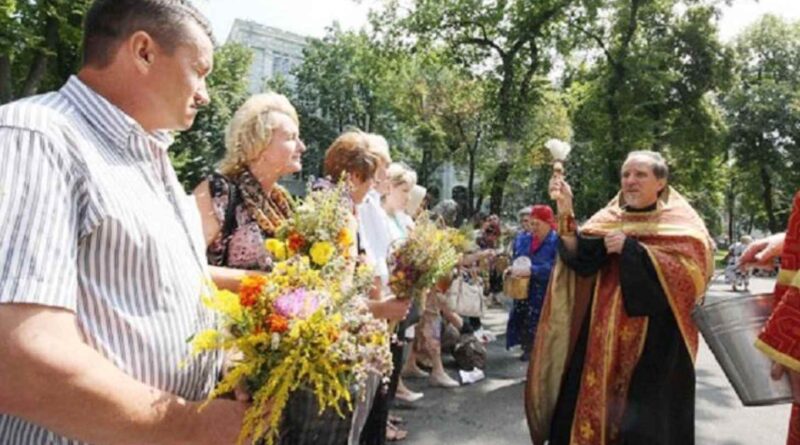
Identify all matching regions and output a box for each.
[3,1,800,445]
[0,2,536,443]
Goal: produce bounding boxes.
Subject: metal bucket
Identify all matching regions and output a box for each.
[692,293,793,406]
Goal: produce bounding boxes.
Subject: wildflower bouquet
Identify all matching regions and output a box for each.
[193,258,390,445]
[264,179,355,273]
[387,213,464,303]
[192,182,392,445]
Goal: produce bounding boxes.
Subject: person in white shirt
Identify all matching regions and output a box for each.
[353,134,413,444]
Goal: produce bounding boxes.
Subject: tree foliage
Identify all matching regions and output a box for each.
[722,14,800,234]
[375,0,579,214]
[291,26,496,218]
[4,2,794,238]
[171,43,253,190]
[564,0,732,232]
[1,0,92,103]
[291,26,400,178]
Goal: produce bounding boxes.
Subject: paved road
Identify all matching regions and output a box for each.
[397,274,791,444]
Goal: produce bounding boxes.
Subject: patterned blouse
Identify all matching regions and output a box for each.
[207,170,294,271]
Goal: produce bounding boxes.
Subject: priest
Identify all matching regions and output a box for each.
[525,150,714,445]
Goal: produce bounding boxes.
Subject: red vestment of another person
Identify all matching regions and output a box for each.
[755,191,800,445]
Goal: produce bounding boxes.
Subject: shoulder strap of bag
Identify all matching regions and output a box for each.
[210,173,240,259]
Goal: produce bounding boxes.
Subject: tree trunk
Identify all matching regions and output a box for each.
[20,52,48,97]
[467,128,482,216]
[420,145,431,190]
[603,0,643,187]
[475,194,485,217]
[489,162,511,215]
[20,12,59,98]
[498,55,518,141]
[0,54,12,104]
[467,149,476,215]
[726,185,735,245]
[759,165,778,233]
[606,88,624,185]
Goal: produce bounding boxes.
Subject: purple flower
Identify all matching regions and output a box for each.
[274,288,320,319]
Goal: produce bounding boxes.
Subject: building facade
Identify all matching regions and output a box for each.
[226,19,309,94]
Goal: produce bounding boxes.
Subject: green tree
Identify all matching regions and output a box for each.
[291,26,400,178]
[171,43,253,189]
[565,1,732,234]
[294,25,392,135]
[377,0,579,213]
[502,88,572,217]
[723,14,800,233]
[0,0,92,103]
[377,49,490,209]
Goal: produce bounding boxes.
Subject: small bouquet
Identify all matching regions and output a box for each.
[192,180,392,445]
[387,213,464,304]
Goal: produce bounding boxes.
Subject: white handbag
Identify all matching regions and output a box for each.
[446,268,485,317]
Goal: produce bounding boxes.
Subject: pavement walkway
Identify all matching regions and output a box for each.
[397,273,791,444]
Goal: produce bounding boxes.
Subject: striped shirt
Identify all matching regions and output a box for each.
[0,76,220,444]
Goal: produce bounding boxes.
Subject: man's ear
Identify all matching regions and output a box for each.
[129,30,157,73]
[657,179,669,200]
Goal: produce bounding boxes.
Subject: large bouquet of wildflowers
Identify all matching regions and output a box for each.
[191,181,391,445]
[387,213,466,303]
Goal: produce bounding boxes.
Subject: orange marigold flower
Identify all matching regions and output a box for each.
[267,313,289,333]
[287,232,305,253]
[239,275,268,307]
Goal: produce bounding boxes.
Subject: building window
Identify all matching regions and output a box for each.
[272,53,292,77]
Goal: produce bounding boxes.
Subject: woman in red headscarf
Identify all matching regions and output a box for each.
[506,205,560,361]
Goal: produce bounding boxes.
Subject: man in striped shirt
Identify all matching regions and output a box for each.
[0,1,247,443]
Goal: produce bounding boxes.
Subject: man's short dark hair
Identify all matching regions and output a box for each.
[82,0,215,68]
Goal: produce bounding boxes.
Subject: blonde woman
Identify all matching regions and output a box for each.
[382,163,417,243]
[194,92,305,288]
[379,164,421,441]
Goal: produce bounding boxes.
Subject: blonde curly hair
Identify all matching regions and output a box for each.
[218,92,299,177]
[386,162,417,188]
